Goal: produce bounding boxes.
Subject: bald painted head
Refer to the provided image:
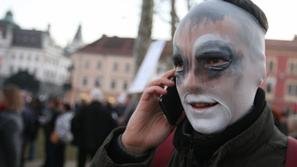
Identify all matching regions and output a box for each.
[173,0,268,134]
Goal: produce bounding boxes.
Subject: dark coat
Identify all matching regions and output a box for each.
[168,105,287,167]
[0,110,23,167]
[71,101,117,151]
[90,96,288,167]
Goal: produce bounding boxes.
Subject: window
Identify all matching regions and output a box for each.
[265,77,276,99]
[290,63,294,73]
[266,58,276,74]
[268,61,274,72]
[285,80,297,102]
[125,63,130,72]
[82,77,88,86]
[95,77,101,87]
[84,61,90,69]
[288,84,297,96]
[97,61,101,69]
[123,81,128,90]
[113,62,118,71]
[266,83,272,93]
[288,58,297,75]
[111,80,116,89]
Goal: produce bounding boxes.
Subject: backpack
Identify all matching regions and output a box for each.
[150,135,297,167]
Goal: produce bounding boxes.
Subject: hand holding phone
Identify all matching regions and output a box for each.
[159,78,184,125]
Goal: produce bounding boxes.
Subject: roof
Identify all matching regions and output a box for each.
[12,29,43,48]
[78,35,135,56]
[0,20,20,38]
[266,38,297,51]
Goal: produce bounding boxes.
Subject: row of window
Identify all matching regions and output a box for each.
[9,53,69,68]
[10,53,40,62]
[82,60,131,72]
[266,79,297,97]
[81,77,128,90]
[266,57,297,75]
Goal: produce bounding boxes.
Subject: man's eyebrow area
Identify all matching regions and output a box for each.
[195,41,233,59]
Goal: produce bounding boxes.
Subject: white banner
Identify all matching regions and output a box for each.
[128,40,166,94]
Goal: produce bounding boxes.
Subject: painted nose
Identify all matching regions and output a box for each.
[183,71,201,92]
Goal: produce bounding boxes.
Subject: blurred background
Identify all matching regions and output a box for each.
[0,0,297,167]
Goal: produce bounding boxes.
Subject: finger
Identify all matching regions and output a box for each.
[148,78,175,87]
[161,69,176,79]
[142,86,167,101]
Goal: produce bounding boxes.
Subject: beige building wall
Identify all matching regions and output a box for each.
[71,52,135,103]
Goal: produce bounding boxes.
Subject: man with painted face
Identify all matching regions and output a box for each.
[90,0,293,166]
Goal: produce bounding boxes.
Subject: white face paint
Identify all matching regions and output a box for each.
[183,94,231,134]
[173,1,266,134]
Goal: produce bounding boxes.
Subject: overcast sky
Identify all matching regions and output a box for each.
[0,0,296,47]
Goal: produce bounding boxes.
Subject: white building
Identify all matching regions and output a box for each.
[0,11,71,95]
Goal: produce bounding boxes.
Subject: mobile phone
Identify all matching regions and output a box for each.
[159,78,184,125]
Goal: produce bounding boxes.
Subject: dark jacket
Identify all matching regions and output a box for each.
[71,101,117,151]
[0,110,23,167]
[90,90,288,167]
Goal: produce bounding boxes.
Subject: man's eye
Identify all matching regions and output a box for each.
[205,59,227,66]
[203,58,231,70]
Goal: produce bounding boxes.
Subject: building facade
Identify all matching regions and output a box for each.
[265,37,297,113]
[0,11,71,96]
[70,35,135,103]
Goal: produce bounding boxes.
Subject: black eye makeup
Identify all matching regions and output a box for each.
[198,51,232,71]
[173,54,184,72]
[195,41,233,72]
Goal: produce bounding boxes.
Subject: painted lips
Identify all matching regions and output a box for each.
[185,94,220,110]
[190,102,218,109]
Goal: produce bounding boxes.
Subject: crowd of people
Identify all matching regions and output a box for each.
[0,85,133,167]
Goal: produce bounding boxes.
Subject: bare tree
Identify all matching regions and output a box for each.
[133,0,154,73]
[170,0,178,40]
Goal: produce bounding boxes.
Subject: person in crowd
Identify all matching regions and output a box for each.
[41,96,62,167]
[50,103,74,167]
[21,96,42,167]
[71,88,117,167]
[90,0,296,166]
[0,85,24,167]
